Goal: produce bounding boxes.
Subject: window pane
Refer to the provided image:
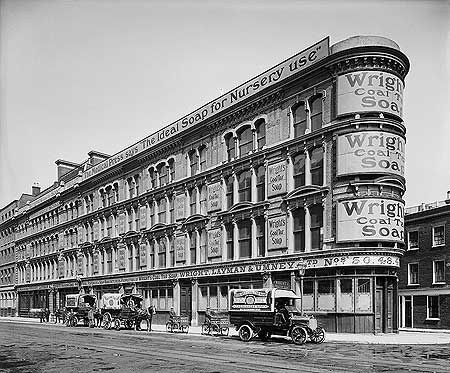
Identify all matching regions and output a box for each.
[428,296,439,318]
[310,96,323,132]
[408,231,419,249]
[310,148,323,186]
[293,153,305,188]
[433,226,445,246]
[293,103,306,137]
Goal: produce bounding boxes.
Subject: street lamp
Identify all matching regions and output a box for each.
[296,265,306,316]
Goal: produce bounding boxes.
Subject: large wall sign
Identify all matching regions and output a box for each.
[207,182,222,212]
[139,243,147,268]
[93,251,100,274]
[77,255,84,276]
[58,258,65,278]
[337,70,404,118]
[337,198,405,243]
[268,216,287,250]
[267,162,287,197]
[118,245,126,270]
[175,236,186,262]
[337,131,405,177]
[175,195,186,220]
[82,38,329,182]
[207,228,222,258]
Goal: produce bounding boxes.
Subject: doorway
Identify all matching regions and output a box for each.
[180,284,192,321]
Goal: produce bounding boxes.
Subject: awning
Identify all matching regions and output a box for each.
[274,289,300,299]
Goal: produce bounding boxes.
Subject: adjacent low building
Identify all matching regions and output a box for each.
[2,35,410,333]
[399,194,450,330]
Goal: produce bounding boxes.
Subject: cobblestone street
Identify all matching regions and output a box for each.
[1,321,450,373]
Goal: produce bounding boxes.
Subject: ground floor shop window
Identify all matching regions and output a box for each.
[199,282,261,311]
[317,279,335,311]
[356,278,372,312]
[302,280,314,311]
[148,288,173,311]
[427,296,439,319]
[339,278,354,312]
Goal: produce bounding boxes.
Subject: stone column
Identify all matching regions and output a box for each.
[233,171,239,205]
[185,232,191,266]
[221,176,227,209]
[233,221,239,261]
[195,229,201,265]
[305,149,311,185]
[166,195,171,224]
[288,209,295,254]
[154,200,159,224]
[251,166,257,203]
[112,247,117,273]
[305,205,311,252]
[191,278,199,326]
[195,186,201,215]
[251,217,257,258]
[322,141,327,186]
[221,223,227,262]
[165,235,171,268]
[287,153,294,192]
[173,280,181,315]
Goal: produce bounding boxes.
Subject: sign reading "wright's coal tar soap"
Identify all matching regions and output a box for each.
[337,70,404,118]
[337,197,404,243]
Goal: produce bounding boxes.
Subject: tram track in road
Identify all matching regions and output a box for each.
[1,321,448,373]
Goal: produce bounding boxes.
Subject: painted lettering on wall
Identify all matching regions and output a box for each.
[337,198,405,243]
[175,195,186,220]
[207,182,222,212]
[139,244,147,268]
[267,162,287,197]
[337,70,404,118]
[337,131,405,177]
[118,245,126,270]
[175,236,186,262]
[268,216,287,250]
[82,38,329,181]
[207,228,222,258]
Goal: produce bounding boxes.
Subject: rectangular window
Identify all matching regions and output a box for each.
[408,263,419,285]
[427,295,439,319]
[433,260,445,283]
[317,279,335,311]
[209,286,218,309]
[293,208,305,252]
[226,135,235,161]
[238,127,253,156]
[199,287,208,311]
[310,205,323,251]
[190,232,196,264]
[293,103,307,138]
[293,153,305,188]
[190,152,198,176]
[408,230,419,250]
[226,176,234,208]
[189,189,197,215]
[310,148,324,186]
[169,197,174,224]
[433,225,445,247]
[339,279,354,312]
[238,171,251,202]
[256,166,265,202]
[158,165,168,186]
[158,239,166,268]
[226,225,234,260]
[107,249,112,274]
[256,219,265,257]
[159,288,167,310]
[302,280,314,311]
[356,278,372,312]
[238,222,251,259]
[158,199,166,224]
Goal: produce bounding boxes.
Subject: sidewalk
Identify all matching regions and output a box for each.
[2,316,450,345]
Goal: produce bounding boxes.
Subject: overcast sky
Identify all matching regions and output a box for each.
[1,0,449,208]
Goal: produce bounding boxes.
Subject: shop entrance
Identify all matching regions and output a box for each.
[180,284,192,321]
[375,278,395,333]
[400,296,413,328]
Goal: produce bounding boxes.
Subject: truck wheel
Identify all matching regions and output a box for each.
[201,324,210,335]
[238,325,253,342]
[291,326,307,345]
[310,326,326,344]
[114,319,121,331]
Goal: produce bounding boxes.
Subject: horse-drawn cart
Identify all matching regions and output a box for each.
[64,293,97,327]
[201,309,230,336]
[229,288,325,345]
[100,293,147,331]
[166,315,190,333]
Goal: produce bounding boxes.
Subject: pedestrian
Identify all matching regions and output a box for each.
[39,308,44,323]
[147,305,156,332]
[88,306,95,328]
[45,308,50,322]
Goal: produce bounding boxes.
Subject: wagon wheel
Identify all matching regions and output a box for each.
[124,320,134,330]
[211,323,220,335]
[65,316,71,327]
[238,325,253,342]
[201,323,210,335]
[220,326,229,336]
[310,326,326,344]
[181,325,189,334]
[166,321,173,333]
[114,319,121,331]
[291,326,307,345]
[258,329,270,342]
[102,313,112,330]
[139,318,148,332]
[83,318,89,327]
[71,315,79,327]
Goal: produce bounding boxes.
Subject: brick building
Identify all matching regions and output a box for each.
[399,195,450,330]
[2,35,409,333]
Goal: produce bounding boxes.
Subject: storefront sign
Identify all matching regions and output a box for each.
[337,198,405,243]
[93,251,100,274]
[139,243,147,267]
[175,236,186,262]
[175,195,186,220]
[118,245,126,270]
[82,252,400,287]
[337,131,405,177]
[337,70,404,118]
[207,182,222,212]
[268,216,287,250]
[230,289,271,310]
[140,206,147,230]
[207,228,222,258]
[267,162,287,197]
[82,38,329,182]
[77,255,84,276]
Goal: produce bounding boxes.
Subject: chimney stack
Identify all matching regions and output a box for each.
[446,191,450,204]
[32,183,41,196]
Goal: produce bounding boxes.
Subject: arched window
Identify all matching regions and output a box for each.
[190,231,196,264]
[226,175,234,208]
[149,167,157,189]
[158,238,166,268]
[255,119,266,150]
[310,148,324,186]
[293,102,307,137]
[158,198,166,224]
[238,170,252,202]
[238,126,253,156]
[256,218,265,257]
[168,159,175,182]
[225,133,235,161]
[293,153,306,188]
[226,224,234,260]
[256,165,265,201]
[199,146,207,172]
[127,178,135,199]
[310,95,323,132]
[158,163,168,186]
[310,205,323,251]
[293,208,305,252]
[189,150,198,176]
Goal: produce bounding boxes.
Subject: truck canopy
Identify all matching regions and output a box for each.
[229,288,300,312]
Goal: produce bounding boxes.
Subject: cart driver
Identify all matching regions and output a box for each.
[169,307,176,321]
[275,301,290,326]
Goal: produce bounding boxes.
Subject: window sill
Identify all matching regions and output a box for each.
[432,244,446,248]
[407,247,419,251]
[426,318,440,321]
[407,283,420,286]
[432,282,446,285]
